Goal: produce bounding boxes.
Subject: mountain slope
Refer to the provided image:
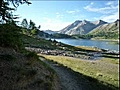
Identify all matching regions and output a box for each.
[88,19,119,39]
[44,30,57,34]
[59,20,107,35]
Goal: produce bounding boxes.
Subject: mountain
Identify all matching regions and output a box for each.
[37,30,73,39]
[37,30,51,38]
[59,20,107,35]
[44,30,57,34]
[88,19,119,39]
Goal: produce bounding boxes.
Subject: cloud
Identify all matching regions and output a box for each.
[106,1,115,6]
[84,1,119,22]
[66,9,80,14]
[84,1,118,14]
[101,12,119,22]
[56,12,64,19]
[39,17,71,31]
[93,12,119,22]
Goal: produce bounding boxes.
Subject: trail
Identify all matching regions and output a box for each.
[39,57,90,90]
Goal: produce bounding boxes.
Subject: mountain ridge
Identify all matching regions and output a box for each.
[58,20,107,35]
[88,19,119,39]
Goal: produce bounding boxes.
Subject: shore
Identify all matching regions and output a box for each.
[91,38,119,42]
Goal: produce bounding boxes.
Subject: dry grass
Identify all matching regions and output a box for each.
[40,54,119,88]
[76,46,102,51]
[0,47,60,90]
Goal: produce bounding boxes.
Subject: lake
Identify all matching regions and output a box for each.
[54,39,119,51]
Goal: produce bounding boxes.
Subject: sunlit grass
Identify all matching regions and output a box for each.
[76,46,102,51]
[39,54,119,88]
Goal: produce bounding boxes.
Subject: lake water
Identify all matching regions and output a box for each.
[54,39,119,51]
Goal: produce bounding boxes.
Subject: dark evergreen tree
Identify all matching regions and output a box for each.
[0,0,31,23]
[29,20,36,30]
[21,18,28,28]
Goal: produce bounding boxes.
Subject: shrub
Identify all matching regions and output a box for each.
[0,54,16,61]
[26,51,39,60]
[0,23,24,51]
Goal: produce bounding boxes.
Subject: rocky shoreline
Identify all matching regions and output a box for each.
[25,47,103,60]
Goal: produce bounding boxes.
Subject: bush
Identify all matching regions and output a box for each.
[0,54,16,61]
[0,23,24,51]
[26,51,39,60]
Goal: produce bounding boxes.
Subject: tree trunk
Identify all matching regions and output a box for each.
[0,0,3,8]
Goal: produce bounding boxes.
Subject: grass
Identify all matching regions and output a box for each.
[21,34,102,53]
[0,54,16,61]
[76,46,102,51]
[40,54,119,88]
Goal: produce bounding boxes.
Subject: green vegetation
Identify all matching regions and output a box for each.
[72,21,119,40]
[76,46,101,51]
[0,22,60,89]
[41,55,119,88]
[51,33,74,39]
[21,19,40,36]
[0,23,24,51]
[72,34,93,39]
[0,0,31,23]
[88,22,119,40]
[0,0,119,89]
[0,0,60,90]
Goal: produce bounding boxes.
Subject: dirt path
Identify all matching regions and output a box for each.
[39,57,91,90]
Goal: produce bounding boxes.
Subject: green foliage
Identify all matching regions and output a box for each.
[87,22,119,39]
[0,23,24,51]
[51,33,74,39]
[72,34,93,39]
[0,1,15,23]
[22,28,28,34]
[0,0,31,23]
[21,18,28,28]
[31,29,38,35]
[29,20,36,29]
[88,30,119,39]
[26,51,39,60]
[20,19,40,36]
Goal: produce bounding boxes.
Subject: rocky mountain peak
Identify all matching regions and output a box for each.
[114,19,119,23]
[92,20,107,25]
[72,20,82,26]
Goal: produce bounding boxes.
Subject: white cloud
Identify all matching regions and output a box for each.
[106,1,115,6]
[101,13,119,22]
[66,9,80,14]
[84,1,119,22]
[56,13,64,19]
[39,17,71,31]
[93,12,119,22]
[84,1,118,14]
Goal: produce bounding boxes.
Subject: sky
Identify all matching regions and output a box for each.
[14,0,119,31]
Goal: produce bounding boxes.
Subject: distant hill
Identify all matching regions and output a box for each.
[43,30,57,34]
[58,20,107,35]
[37,30,51,38]
[37,30,73,39]
[88,19,119,39]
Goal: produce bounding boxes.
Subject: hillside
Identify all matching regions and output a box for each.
[37,30,73,39]
[43,30,57,34]
[0,23,119,90]
[0,47,60,90]
[59,20,107,35]
[88,19,119,39]
[0,24,60,90]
